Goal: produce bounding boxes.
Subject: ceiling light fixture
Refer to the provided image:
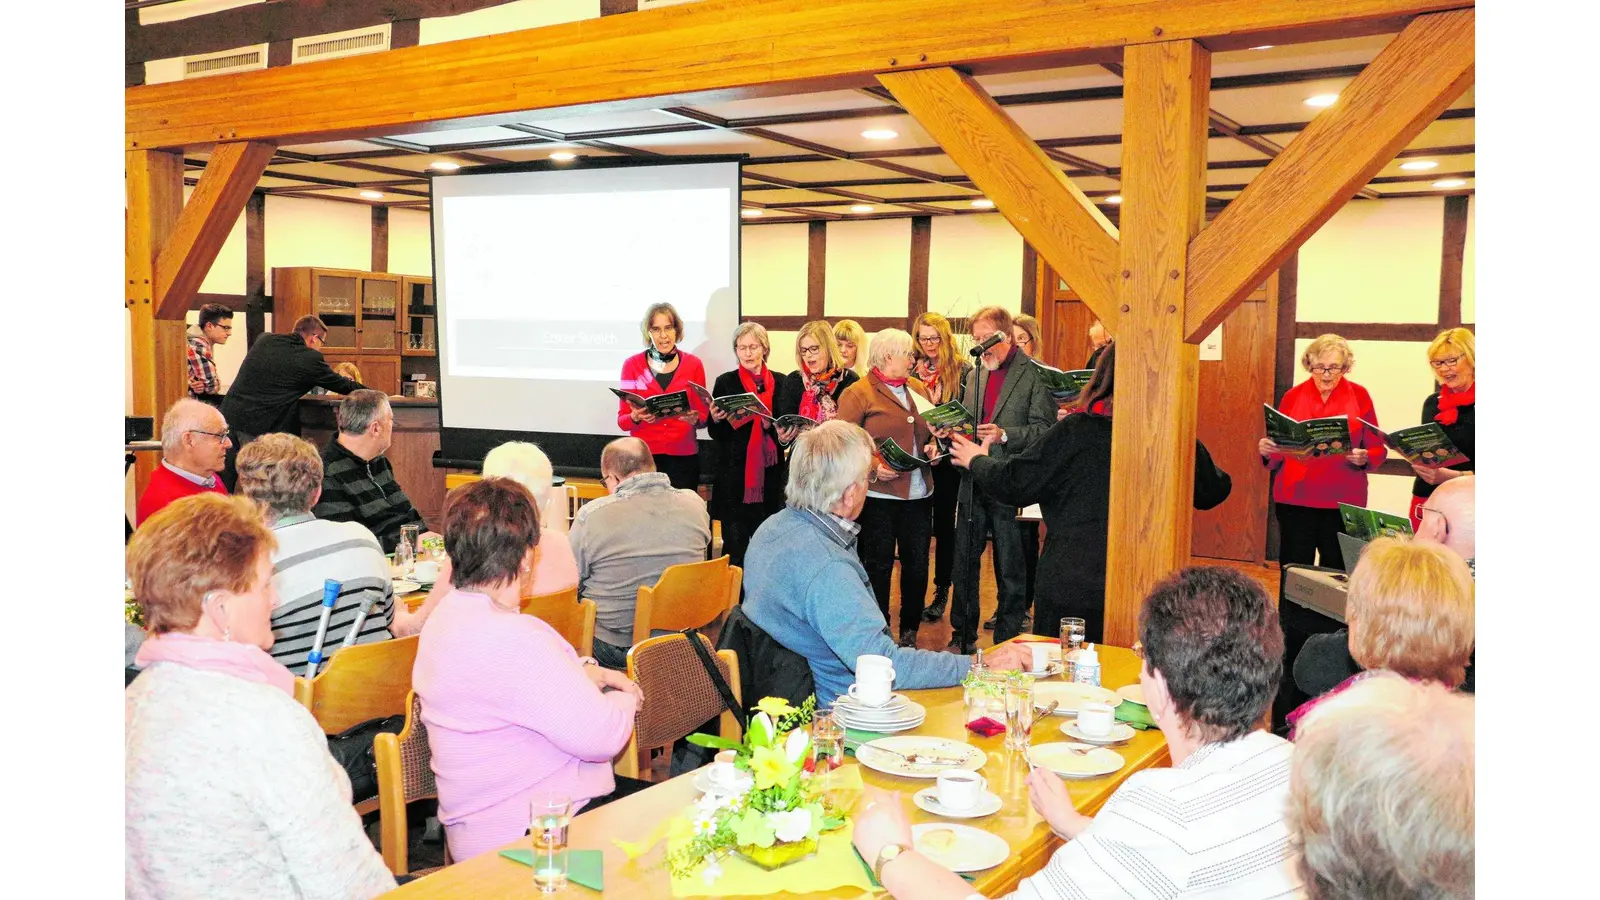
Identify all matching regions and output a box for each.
[861,129,899,140]
[1398,160,1439,171]
[549,151,578,161]
[971,199,995,209]
[1304,93,1339,108]
[430,161,461,171]
[1432,179,1467,189]
[849,204,875,213]
[359,190,384,199]
[740,208,763,217]
[1105,195,1123,205]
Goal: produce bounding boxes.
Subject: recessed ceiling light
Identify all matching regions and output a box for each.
[359,190,384,199]
[1432,179,1467,189]
[549,151,578,161]
[1250,45,1275,51]
[1398,160,1439,171]
[1304,93,1339,108]
[861,129,899,140]
[849,204,875,213]
[740,208,763,218]
[430,160,460,171]
[971,199,995,209]
[1105,194,1123,205]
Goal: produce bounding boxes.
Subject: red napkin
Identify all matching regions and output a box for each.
[966,716,1006,737]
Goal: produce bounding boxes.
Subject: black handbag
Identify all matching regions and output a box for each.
[326,714,407,804]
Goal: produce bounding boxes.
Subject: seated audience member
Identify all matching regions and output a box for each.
[1289,536,1475,735]
[312,389,426,553]
[483,441,579,596]
[569,437,711,670]
[413,478,642,863]
[136,398,230,526]
[742,420,1030,706]
[1290,674,1474,900]
[852,566,1298,899]
[126,494,395,899]
[1415,474,1475,570]
[237,435,413,666]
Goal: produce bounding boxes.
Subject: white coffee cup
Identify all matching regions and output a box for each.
[1030,644,1058,672]
[935,770,987,810]
[847,672,895,707]
[413,560,440,583]
[708,750,741,789]
[856,654,894,676]
[1077,702,1116,737]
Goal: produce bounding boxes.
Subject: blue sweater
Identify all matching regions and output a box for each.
[743,507,971,705]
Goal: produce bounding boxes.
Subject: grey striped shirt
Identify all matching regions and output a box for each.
[269,515,394,673]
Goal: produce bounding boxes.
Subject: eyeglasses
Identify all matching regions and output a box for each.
[648,326,677,336]
[1014,334,1032,345]
[188,429,231,444]
[602,473,620,488]
[1417,506,1449,534]
[210,323,233,332]
[798,344,823,357]
[1429,355,1463,370]
[916,335,941,345]
[1308,365,1345,375]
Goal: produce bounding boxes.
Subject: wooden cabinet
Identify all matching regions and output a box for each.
[400,276,437,357]
[273,266,405,395]
[323,353,401,396]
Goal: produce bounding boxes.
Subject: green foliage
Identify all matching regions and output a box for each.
[685,733,743,752]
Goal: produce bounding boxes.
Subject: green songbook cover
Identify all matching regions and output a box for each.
[1263,404,1352,457]
[1358,418,1468,468]
[1031,361,1095,403]
[1338,502,1414,540]
[920,399,977,437]
[611,387,691,418]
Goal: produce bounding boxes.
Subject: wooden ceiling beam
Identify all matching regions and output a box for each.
[154,140,276,320]
[1184,8,1474,342]
[126,0,1472,151]
[880,67,1122,325]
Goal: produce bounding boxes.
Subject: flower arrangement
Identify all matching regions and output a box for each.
[125,586,143,628]
[669,695,846,879]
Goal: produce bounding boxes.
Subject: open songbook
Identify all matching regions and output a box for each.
[1031,361,1096,404]
[1358,418,1468,468]
[918,398,978,438]
[610,388,691,418]
[1263,404,1351,457]
[1338,502,1414,541]
[689,382,772,420]
[876,436,948,472]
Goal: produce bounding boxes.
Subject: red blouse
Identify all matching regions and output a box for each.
[1265,378,1386,509]
[616,350,710,457]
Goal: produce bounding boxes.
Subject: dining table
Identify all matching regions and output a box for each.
[388,641,1167,898]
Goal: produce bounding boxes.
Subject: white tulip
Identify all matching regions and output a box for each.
[784,728,810,765]
[768,808,813,844]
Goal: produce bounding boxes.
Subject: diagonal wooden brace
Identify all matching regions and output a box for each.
[155,140,276,320]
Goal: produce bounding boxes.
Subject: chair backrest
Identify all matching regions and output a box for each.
[631,556,741,645]
[373,691,437,877]
[296,634,420,734]
[616,633,741,779]
[521,588,595,658]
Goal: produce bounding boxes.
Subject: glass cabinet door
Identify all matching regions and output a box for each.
[359,278,397,350]
[313,274,358,349]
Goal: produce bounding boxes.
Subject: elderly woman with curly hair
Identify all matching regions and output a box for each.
[126,494,395,899]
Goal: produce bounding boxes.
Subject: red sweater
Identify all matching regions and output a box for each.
[616,350,710,457]
[1265,378,1386,509]
[136,463,228,526]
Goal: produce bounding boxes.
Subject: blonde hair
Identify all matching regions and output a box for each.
[912,312,962,394]
[796,320,846,373]
[236,433,323,519]
[1347,537,1474,686]
[866,328,914,370]
[1012,314,1044,354]
[640,302,684,346]
[128,494,277,636]
[1301,334,1354,372]
[832,319,868,375]
[732,321,771,361]
[1290,674,1474,900]
[1428,327,1475,375]
[333,361,362,383]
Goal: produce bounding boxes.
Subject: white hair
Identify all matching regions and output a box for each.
[160,398,223,455]
[482,441,566,533]
[785,420,872,513]
[866,328,913,370]
[1290,674,1474,900]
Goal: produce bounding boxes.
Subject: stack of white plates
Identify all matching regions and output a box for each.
[831,693,926,733]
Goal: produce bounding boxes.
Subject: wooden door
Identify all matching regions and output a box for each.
[1036,261,1277,563]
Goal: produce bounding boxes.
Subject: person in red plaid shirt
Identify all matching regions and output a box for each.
[187,303,233,407]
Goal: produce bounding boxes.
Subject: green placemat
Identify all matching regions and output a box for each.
[1114,699,1156,730]
[852,842,977,886]
[500,848,604,891]
[844,728,888,755]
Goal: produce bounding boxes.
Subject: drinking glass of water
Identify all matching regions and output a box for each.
[531,795,573,892]
[810,707,845,809]
[396,525,420,576]
[1004,673,1036,752]
[1060,617,1086,655]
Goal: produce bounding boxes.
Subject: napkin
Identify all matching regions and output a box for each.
[965,716,1005,737]
[1114,699,1156,730]
[844,728,888,755]
[852,842,978,886]
[500,848,604,891]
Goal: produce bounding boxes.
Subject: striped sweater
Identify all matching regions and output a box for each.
[1010,730,1302,900]
[312,437,425,553]
[268,514,394,673]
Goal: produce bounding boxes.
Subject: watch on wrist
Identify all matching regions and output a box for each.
[999,429,1009,445]
[873,842,909,882]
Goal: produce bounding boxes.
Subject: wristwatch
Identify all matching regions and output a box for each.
[873,842,909,882]
[999,429,1009,445]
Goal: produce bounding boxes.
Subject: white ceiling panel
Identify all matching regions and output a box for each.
[1207,165,1266,188]
[869,155,965,178]
[1406,118,1476,149]
[1064,144,1123,169]
[385,126,533,147]
[518,109,685,135]
[472,144,625,163]
[1209,77,1356,128]
[600,128,790,156]
[280,140,397,157]
[1072,175,1123,194]
[696,90,894,120]
[975,65,1124,96]
[1371,179,1472,196]
[761,114,936,153]
[1004,99,1125,140]
[745,160,898,183]
[1374,152,1474,179]
[268,162,399,184]
[752,189,856,204]
[867,182,981,199]
[1209,35,1392,78]
[1206,137,1275,162]
[1448,85,1475,110]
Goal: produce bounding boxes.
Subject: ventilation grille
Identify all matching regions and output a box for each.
[293,24,391,63]
[183,44,268,79]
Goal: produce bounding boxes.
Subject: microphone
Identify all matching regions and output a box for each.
[969,332,1004,358]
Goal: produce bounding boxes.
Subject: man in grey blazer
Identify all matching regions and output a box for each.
[945,306,1058,649]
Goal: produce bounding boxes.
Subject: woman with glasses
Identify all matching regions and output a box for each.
[777,319,861,427]
[838,329,937,646]
[707,323,798,569]
[616,302,710,491]
[910,312,972,625]
[1010,314,1044,359]
[1258,334,1385,569]
[1409,327,1475,531]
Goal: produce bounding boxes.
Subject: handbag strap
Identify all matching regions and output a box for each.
[682,627,747,731]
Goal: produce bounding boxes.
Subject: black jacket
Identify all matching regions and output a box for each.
[221,333,366,436]
[705,369,790,519]
[1412,391,1475,499]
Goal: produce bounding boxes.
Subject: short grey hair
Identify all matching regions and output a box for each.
[1290,674,1475,900]
[866,328,914,370]
[732,321,771,360]
[161,398,224,455]
[483,441,555,508]
[337,390,391,435]
[600,437,655,482]
[785,420,873,513]
[236,433,323,518]
[1301,334,1354,372]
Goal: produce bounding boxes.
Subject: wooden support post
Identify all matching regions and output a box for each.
[155,140,276,319]
[1184,8,1474,341]
[1103,39,1212,647]
[879,67,1122,327]
[127,149,187,496]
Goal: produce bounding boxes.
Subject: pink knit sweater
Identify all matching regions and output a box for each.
[413,590,637,861]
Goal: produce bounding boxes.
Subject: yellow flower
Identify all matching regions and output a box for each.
[755,697,796,719]
[749,744,798,791]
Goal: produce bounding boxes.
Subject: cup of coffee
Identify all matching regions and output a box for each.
[1030,644,1058,672]
[1077,702,1116,737]
[935,770,987,810]
[847,672,895,707]
[856,654,894,676]
[708,750,741,790]
[413,559,440,583]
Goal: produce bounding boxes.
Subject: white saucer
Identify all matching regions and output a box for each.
[1116,684,1147,706]
[1061,721,1136,744]
[391,579,421,594]
[911,823,1010,872]
[692,769,752,796]
[834,692,909,713]
[913,787,1002,819]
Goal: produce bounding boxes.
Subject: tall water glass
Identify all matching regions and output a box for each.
[531,795,573,892]
[1060,617,1086,655]
[396,524,420,576]
[811,708,845,810]
[1004,674,1036,752]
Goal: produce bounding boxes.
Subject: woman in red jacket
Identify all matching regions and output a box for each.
[617,302,709,491]
[1259,334,1386,569]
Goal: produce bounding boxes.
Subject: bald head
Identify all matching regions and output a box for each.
[1417,475,1474,561]
[160,398,229,477]
[600,437,655,487]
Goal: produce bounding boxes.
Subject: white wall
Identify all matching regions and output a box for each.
[927,214,1025,319]
[389,208,434,276]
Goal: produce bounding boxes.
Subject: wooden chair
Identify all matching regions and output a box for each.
[293,634,420,735]
[521,587,596,658]
[373,691,444,878]
[615,633,741,781]
[630,556,743,646]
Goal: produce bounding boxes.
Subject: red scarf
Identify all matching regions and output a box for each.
[1086,399,1112,416]
[799,367,844,423]
[1433,381,1475,426]
[913,357,939,394]
[737,363,779,503]
[872,367,909,389]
